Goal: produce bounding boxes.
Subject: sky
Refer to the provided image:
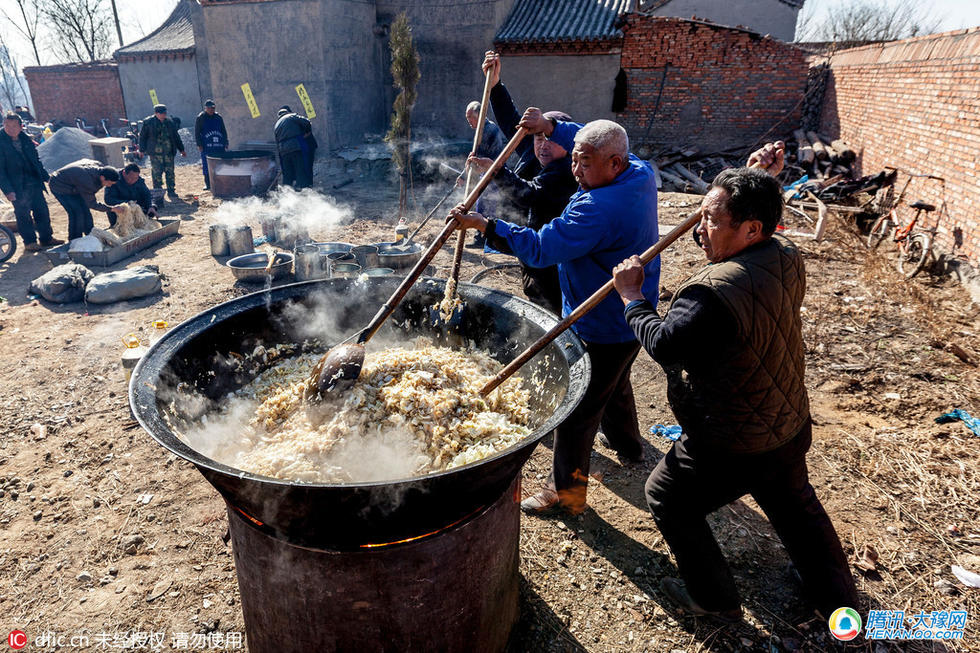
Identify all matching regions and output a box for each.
[1,0,180,68]
[797,0,980,39]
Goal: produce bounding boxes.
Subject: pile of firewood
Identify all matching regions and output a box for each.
[789,129,855,181]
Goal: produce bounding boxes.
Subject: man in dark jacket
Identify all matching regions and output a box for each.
[469,51,579,315]
[194,99,228,191]
[464,99,506,249]
[138,104,186,198]
[611,144,858,623]
[0,112,62,251]
[105,163,158,226]
[274,106,316,189]
[49,162,120,240]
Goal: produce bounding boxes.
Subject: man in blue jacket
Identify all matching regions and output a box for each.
[194,99,228,191]
[449,113,660,515]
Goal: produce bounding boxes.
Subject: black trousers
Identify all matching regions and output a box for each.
[53,193,94,240]
[645,419,858,616]
[280,150,311,190]
[11,181,52,245]
[520,262,562,316]
[549,339,643,510]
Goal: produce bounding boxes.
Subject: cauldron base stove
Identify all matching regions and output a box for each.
[228,479,521,652]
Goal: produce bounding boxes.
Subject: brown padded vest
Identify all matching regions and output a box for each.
[666,234,809,454]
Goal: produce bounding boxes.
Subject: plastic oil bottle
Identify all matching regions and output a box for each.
[395,218,409,243]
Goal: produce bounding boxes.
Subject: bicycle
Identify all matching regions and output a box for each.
[866,171,945,278]
[0,222,16,263]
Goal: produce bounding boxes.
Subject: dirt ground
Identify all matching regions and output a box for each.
[0,163,978,652]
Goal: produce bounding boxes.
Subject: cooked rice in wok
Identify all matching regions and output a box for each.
[213,341,531,483]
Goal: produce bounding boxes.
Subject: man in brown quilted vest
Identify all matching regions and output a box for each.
[612,145,858,623]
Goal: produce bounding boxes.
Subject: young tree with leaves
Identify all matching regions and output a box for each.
[383,13,420,220]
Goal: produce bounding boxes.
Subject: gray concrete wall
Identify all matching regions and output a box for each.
[376,0,517,141]
[118,57,201,124]
[200,0,380,151]
[497,54,620,125]
[650,0,799,41]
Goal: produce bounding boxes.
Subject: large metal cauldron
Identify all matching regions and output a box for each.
[130,277,589,551]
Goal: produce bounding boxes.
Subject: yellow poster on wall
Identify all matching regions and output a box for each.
[295,84,316,119]
[241,83,261,118]
[148,89,159,106]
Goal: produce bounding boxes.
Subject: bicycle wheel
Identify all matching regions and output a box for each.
[867,217,892,249]
[899,232,931,278]
[0,224,16,264]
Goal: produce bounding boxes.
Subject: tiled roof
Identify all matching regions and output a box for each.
[495,0,633,45]
[115,0,194,58]
[640,0,804,10]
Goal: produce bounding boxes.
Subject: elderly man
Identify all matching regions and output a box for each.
[450,114,659,515]
[464,100,507,249]
[105,162,158,226]
[49,162,120,240]
[612,143,858,622]
[0,111,62,251]
[274,106,317,190]
[194,99,228,191]
[138,104,186,199]
[464,52,578,315]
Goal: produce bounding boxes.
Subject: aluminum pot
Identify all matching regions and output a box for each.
[226,225,254,257]
[375,241,423,271]
[330,262,361,278]
[130,278,589,550]
[351,244,380,269]
[294,244,327,281]
[362,267,395,276]
[209,224,229,256]
[314,242,354,256]
[226,252,294,282]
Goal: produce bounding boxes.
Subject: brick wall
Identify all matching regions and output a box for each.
[617,16,808,152]
[23,61,127,126]
[818,28,980,267]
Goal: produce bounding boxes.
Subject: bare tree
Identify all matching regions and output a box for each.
[796,0,943,43]
[0,0,44,65]
[41,0,114,63]
[0,41,30,111]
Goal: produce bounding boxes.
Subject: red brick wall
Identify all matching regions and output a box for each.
[818,28,980,267]
[23,61,127,126]
[617,16,808,152]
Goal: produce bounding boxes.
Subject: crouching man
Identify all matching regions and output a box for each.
[612,143,858,622]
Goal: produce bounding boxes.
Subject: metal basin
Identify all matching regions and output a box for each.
[226,252,294,282]
[375,241,424,271]
[130,278,590,550]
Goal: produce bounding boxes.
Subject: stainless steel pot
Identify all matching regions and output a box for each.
[375,241,423,271]
[209,224,229,256]
[351,245,380,269]
[226,226,254,257]
[294,244,327,281]
[227,252,294,282]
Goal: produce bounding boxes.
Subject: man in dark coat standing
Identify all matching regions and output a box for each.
[612,143,858,623]
[0,112,62,251]
[274,106,316,189]
[194,99,228,191]
[139,104,186,198]
[49,162,120,240]
[105,163,158,225]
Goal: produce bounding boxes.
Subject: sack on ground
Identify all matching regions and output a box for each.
[68,235,104,253]
[84,265,162,304]
[29,263,94,303]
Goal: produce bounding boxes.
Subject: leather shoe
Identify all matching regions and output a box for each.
[520,489,585,516]
[660,578,742,623]
[40,238,64,247]
[24,242,42,252]
[597,431,643,463]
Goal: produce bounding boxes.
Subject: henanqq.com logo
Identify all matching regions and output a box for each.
[829,607,863,641]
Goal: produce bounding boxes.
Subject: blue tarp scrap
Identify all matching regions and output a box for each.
[935,409,980,437]
[649,424,682,441]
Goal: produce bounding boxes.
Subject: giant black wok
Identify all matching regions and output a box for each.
[130,277,589,550]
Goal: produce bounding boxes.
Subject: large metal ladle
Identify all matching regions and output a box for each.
[304,126,529,403]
